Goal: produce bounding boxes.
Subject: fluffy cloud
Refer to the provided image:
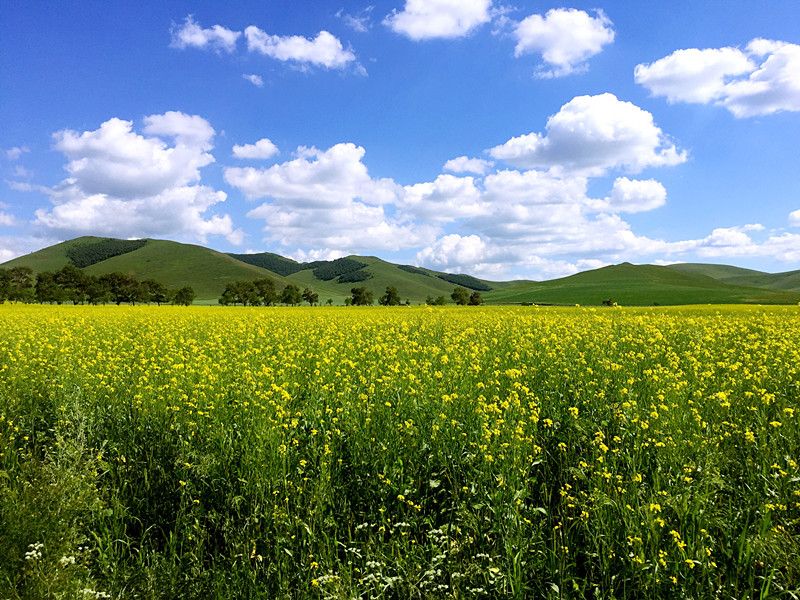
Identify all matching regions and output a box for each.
[400,174,485,222]
[416,234,490,270]
[242,73,264,87]
[635,39,800,117]
[34,113,242,244]
[489,93,686,175]
[790,209,800,227]
[635,47,753,104]
[385,0,492,40]
[244,26,356,69]
[443,156,494,175]
[232,138,279,160]
[170,15,241,53]
[225,143,434,251]
[514,8,615,78]
[225,143,399,205]
[682,224,800,260]
[597,177,667,214]
[52,116,213,199]
[35,186,242,245]
[142,111,215,149]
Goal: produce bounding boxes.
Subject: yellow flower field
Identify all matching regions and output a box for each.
[1,305,798,598]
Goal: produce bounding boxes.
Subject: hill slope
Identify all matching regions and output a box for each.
[2,237,287,302]
[667,263,800,293]
[1,236,112,273]
[83,240,288,301]
[485,263,800,305]
[4,239,800,305]
[229,252,499,304]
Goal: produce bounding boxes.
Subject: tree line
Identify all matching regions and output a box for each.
[218,279,320,306]
[0,265,195,305]
[217,280,486,307]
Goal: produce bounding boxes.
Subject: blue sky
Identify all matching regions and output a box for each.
[2,0,799,279]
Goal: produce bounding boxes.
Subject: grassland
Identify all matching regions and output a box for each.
[485,263,800,305]
[5,237,800,306]
[1,304,798,598]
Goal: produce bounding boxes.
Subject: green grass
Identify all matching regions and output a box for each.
[486,263,800,305]
[668,263,800,292]
[283,256,464,304]
[5,237,800,305]
[83,240,288,302]
[1,237,108,273]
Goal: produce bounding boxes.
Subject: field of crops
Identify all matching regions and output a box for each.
[1,305,799,598]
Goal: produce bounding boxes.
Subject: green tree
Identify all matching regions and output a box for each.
[85,276,112,304]
[379,286,401,306]
[468,291,483,306]
[0,268,10,302]
[219,281,259,306]
[302,287,319,306]
[173,286,196,306]
[350,287,373,306]
[255,278,278,306]
[451,286,470,305]
[98,272,139,305]
[280,284,303,306]
[54,264,89,304]
[141,280,169,305]
[8,266,34,302]
[35,272,65,304]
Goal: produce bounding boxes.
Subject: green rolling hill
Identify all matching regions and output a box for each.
[484,263,800,306]
[2,237,287,302]
[3,237,800,305]
[667,262,800,292]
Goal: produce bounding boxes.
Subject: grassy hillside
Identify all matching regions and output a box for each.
[666,263,767,280]
[486,263,800,305]
[83,240,287,302]
[1,236,111,273]
[719,270,800,292]
[283,256,464,304]
[668,262,800,292]
[5,238,800,305]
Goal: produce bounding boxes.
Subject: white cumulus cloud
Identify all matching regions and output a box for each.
[596,177,668,214]
[416,234,490,271]
[385,0,493,40]
[170,15,241,53]
[232,138,279,160]
[489,93,687,175]
[790,209,800,227]
[401,174,486,222]
[34,113,242,245]
[225,143,434,251]
[635,39,800,117]
[514,8,615,78]
[443,155,494,175]
[244,26,356,69]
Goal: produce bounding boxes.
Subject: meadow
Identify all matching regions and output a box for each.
[0,304,798,598]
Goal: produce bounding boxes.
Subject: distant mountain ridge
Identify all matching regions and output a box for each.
[3,237,799,306]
